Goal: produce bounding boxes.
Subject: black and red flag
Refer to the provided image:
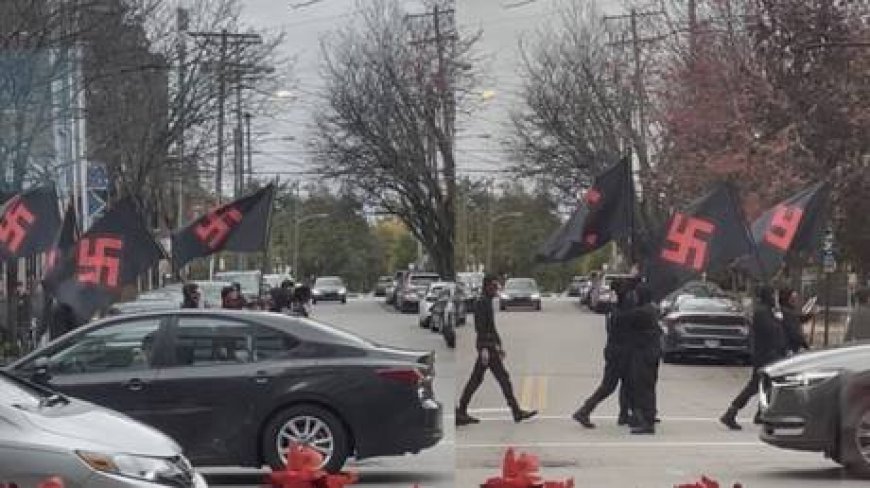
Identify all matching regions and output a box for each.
[645,182,757,298]
[742,182,829,279]
[171,184,275,269]
[45,198,166,322]
[536,159,632,262]
[0,185,62,259]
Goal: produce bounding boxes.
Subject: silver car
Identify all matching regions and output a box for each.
[0,371,207,488]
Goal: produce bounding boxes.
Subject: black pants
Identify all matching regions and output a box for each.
[730,366,761,411]
[630,351,660,427]
[458,347,520,413]
[578,347,632,416]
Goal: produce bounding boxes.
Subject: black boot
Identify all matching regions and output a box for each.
[630,424,655,435]
[720,407,742,431]
[455,408,480,426]
[617,410,634,426]
[572,408,595,429]
[513,409,538,423]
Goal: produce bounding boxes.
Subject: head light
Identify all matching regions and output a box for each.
[77,451,187,483]
[778,370,840,387]
[312,289,322,295]
[338,287,347,294]
[531,293,541,300]
[500,293,510,300]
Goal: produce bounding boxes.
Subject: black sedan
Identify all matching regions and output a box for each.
[660,296,750,363]
[499,278,542,311]
[759,342,870,477]
[373,276,393,297]
[6,310,442,473]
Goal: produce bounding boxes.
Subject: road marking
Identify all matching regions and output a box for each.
[464,412,754,423]
[456,441,765,449]
[520,376,534,411]
[538,375,548,412]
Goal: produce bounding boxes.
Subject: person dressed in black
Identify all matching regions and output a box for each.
[270,280,294,312]
[456,275,537,426]
[222,286,247,310]
[292,280,312,317]
[14,281,33,348]
[721,285,786,430]
[779,287,811,354]
[620,284,662,434]
[572,278,637,429]
[181,283,203,309]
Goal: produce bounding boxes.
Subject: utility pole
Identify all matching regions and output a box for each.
[245,112,253,189]
[688,0,697,61]
[176,8,188,228]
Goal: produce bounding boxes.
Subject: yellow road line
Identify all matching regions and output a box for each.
[537,375,548,412]
[520,376,534,410]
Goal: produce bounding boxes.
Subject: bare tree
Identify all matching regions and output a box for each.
[313,0,477,279]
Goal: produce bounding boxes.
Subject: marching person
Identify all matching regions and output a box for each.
[292,279,313,317]
[181,283,204,309]
[269,280,294,313]
[456,275,537,426]
[572,278,637,429]
[721,285,786,430]
[621,284,662,434]
[844,287,870,342]
[779,287,811,354]
[222,286,247,310]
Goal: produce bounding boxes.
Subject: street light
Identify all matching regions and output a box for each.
[487,211,524,272]
[293,212,329,279]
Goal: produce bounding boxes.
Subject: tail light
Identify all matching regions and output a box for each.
[376,368,423,385]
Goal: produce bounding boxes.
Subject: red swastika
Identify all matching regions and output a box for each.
[77,237,123,288]
[194,206,243,249]
[584,232,598,246]
[584,188,602,206]
[660,213,716,271]
[764,204,803,252]
[0,197,35,253]
[44,248,58,272]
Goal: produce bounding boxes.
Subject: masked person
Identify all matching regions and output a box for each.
[270,280,294,313]
[779,288,811,354]
[619,284,662,434]
[845,288,870,342]
[292,280,313,317]
[222,286,246,310]
[456,275,537,426]
[572,278,637,429]
[181,283,203,309]
[721,285,786,430]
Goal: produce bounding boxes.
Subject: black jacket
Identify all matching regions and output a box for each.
[780,305,810,353]
[615,303,662,355]
[270,287,292,312]
[473,296,501,350]
[604,291,636,352]
[751,304,787,367]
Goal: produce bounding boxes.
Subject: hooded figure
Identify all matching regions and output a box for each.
[181,283,203,309]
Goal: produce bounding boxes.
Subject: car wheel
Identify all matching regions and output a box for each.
[842,401,870,477]
[443,319,456,348]
[535,302,542,311]
[420,317,429,328]
[341,297,346,304]
[263,404,351,474]
[312,299,317,305]
[499,304,506,311]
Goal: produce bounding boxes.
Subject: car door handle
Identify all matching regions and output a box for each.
[124,378,146,391]
[253,370,271,385]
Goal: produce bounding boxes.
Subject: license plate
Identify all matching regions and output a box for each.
[704,339,720,348]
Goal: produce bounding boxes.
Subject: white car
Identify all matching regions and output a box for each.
[0,371,207,488]
[419,282,466,330]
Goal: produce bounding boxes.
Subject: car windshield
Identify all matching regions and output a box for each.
[0,371,48,406]
[215,273,260,293]
[410,274,439,285]
[506,279,537,291]
[679,298,740,312]
[315,278,343,287]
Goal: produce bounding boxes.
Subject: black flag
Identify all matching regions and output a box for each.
[172,184,275,269]
[44,202,80,277]
[744,182,829,279]
[646,182,756,298]
[0,185,62,259]
[46,198,166,322]
[536,159,632,262]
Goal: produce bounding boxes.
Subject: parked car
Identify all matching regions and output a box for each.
[419,282,467,329]
[659,296,750,363]
[312,276,347,304]
[588,273,634,313]
[499,278,542,311]
[386,270,408,306]
[428,288,462,349]
[0,370,208,488]
[566,276,589,297]
[7,310,442,473]
[214,270,263,301]
[759,342,870,476]
[457,272,484,308]
[396,272,440,313]
[374,275,393,297]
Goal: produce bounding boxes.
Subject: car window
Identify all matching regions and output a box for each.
[315,278,343,286]
[172,316,255,366]
[45,318,164,375]
[250,324,302,362]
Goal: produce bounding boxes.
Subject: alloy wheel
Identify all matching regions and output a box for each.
[857,409,870,465]
[277,415,335,467]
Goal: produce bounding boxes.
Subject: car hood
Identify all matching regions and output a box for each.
[764,342,870,376]
[13,398,180,457]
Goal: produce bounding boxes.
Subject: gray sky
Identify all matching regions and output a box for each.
[236,0,624,185]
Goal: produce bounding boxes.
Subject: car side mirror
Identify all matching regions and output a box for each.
[30,356,52,384]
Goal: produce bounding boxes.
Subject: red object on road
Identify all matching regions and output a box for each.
[37,478,65,488]
[480,448,574,488]
[267,445,358,488]
[674,476,743,488]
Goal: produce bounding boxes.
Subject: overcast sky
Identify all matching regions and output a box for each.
[236,0,624,186]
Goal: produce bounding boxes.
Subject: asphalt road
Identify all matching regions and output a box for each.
[206,297,455,487]
[454,298,867,487]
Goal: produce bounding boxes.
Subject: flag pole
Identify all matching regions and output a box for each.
[259,181,277,299]
[627,155,637,268]
[730,181,768,283]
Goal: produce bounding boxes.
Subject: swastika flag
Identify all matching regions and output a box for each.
[536,158,633,263]
[46,198,166,322]
[172,184,275,269]
[646,182,756,299]
[0,185,61,259]
[742,182,828,279]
